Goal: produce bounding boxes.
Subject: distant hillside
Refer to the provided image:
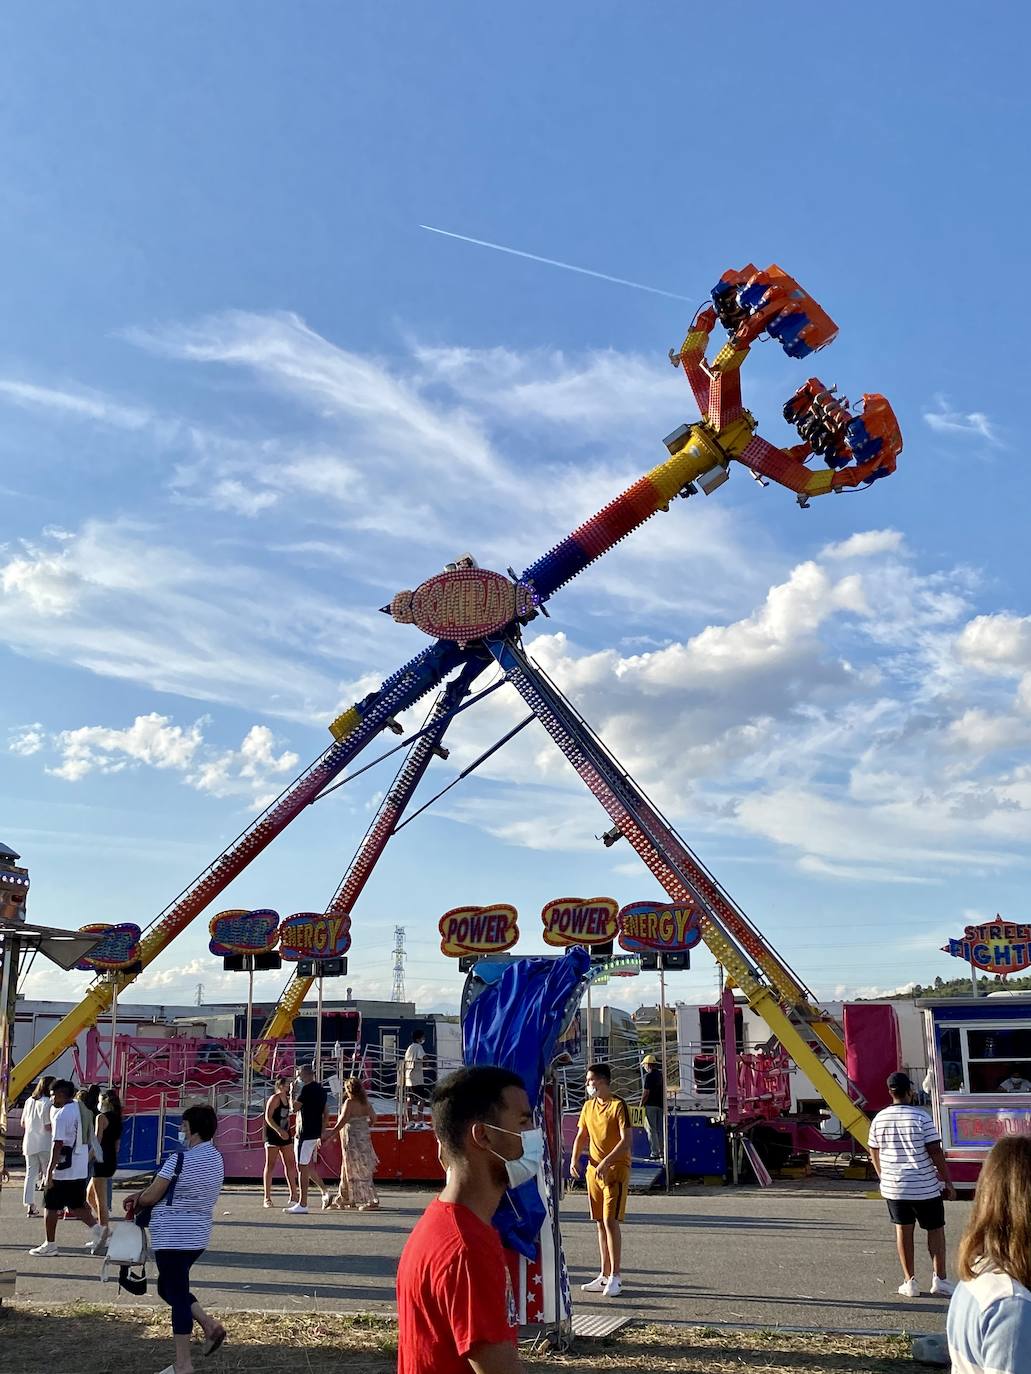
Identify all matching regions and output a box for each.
[865,974,1031,1001]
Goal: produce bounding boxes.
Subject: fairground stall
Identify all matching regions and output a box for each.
[919,990,1031,1185]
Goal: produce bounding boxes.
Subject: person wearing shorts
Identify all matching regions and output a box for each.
[570,1063,632,1298]
[263,1074,299,1209]
[28,1079,102,1257]
[287,1064,330,1214]
[868,1070,956,1299]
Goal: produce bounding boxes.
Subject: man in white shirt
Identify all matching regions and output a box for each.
[999,1069,1031,1093]
[403,1031,428,1126]
[29,1079,102,1257]
[868,1071,955,1299]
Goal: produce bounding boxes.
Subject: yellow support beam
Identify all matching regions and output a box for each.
[698,919,869,1147]
[252,973,314,1071]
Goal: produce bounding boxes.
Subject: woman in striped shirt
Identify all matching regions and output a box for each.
[126,1104,227,1374]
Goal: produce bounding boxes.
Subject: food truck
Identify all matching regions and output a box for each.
[918,992,1031,1185]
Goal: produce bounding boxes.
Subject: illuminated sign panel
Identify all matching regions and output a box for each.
[75,923,142,972]
[390,569,535,646]
[949,1105,1031,1147]
[943,919,1031,975]
[439,904,518,957]
[541,896,619,948]
[617,901,702,954]
[208,908,280,957]
[279,912,352,961]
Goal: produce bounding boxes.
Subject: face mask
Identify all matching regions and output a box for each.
[178,1129,189,1146]
[485,1125,545,1189]
[585,1085,597,1098]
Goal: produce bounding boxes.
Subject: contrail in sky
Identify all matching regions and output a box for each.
[419,224,694,303]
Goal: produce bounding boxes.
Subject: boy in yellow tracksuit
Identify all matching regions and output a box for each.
[570,1063,632,1297]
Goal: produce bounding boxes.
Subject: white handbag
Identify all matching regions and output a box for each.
[100,1221,149,1292]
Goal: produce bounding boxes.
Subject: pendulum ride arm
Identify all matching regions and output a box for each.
[8,637,469,1101]
[255,657,488,1051]
[486,635,870,1147]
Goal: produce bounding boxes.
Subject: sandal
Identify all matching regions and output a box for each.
[203,1324,227,1356]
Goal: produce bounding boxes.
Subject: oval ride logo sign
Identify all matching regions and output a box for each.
[439,904,519,957]
[279,911,352,961]
[541,896,619,948]
[617,901,702,954]
[75,922,142,972]
[208,908,281,957]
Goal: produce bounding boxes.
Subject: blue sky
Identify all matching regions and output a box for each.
[3,5,1030,1016]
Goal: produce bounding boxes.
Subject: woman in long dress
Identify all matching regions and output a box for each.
[334,1077,379,1211]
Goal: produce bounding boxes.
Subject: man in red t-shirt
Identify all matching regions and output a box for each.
[397,1066,532,1374]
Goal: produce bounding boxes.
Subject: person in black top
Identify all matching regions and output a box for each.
[262,1074,299,1209]
[87,1088,122,1240]
[286,1064,330,1214]
[641,1056,665,1161]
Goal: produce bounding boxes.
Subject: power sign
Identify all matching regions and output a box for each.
[439,904,519,957]
[540,896,619,948]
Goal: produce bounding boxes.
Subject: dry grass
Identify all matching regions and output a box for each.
[0,1305,913,1374]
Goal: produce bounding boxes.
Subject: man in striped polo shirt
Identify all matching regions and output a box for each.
[868,1071,956,1298]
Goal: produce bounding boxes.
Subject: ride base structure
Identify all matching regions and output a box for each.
[10,264,903,1151]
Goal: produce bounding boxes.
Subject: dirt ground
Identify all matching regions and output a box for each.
[0,1305,914,1374]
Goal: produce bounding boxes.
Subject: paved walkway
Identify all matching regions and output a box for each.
[0,1178,969,1335]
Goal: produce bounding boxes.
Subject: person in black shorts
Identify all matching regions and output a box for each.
[29,1079,102,1257]
[868,1071,956,1298]
[262,1074,299,1208]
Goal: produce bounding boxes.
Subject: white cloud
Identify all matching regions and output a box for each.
[411,341,686,434]
[8,723,44,756]
[822,529,905,561]
[29,713,299,807]
[0,543,81,614]
[0,521,387,721]
[48,712,204,782]
[923,396,1000,444]
[0,378,153,430]
[206,479,280,517]
[129,310,508,485]
[188,725,299,807]
[956,613,1031,673]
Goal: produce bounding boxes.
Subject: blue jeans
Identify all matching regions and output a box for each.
[155,1248,204,1335]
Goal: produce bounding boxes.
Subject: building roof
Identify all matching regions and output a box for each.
[0,841,22,864]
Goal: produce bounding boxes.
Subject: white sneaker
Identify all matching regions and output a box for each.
[286,1203,308,1214]
[898,1277,920,1297]
[603,1275,622,1298]
[29,1242,59,1257]
[580,1275,608,1292]
[84,1224,105,1252]
[930,1276,955,1297]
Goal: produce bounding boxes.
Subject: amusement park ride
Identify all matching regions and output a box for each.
[9,264,902,1149]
